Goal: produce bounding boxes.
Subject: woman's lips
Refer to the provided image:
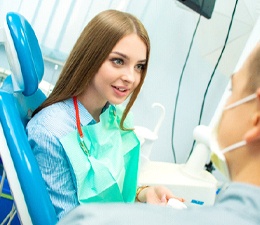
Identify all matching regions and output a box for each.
[112,85,129,97]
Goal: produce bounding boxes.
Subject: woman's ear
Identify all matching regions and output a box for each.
[244,88,260,143]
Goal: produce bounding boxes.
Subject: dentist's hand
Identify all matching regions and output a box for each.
[136,185,184,205]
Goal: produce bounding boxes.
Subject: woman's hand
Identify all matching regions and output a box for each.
[136,185,184,205]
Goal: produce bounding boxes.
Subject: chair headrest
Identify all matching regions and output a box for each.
[5,12,44,96]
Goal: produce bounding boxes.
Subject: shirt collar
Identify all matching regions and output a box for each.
[76,99,112,126]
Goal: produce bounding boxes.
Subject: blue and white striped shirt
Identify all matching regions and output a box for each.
[26,98,96,219]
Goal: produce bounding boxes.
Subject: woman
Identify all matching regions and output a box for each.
[27,9,176,220]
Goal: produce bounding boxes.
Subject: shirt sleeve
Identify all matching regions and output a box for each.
[27,122,80,219]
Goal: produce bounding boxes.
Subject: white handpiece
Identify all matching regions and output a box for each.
[167,198,187,209]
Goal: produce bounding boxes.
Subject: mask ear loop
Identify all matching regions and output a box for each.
[73,96,90,156]
[221,140,247,154]
[220,93,256,154]
[224,93,257,110]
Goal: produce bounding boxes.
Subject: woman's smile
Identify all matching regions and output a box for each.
[112,85,130,97]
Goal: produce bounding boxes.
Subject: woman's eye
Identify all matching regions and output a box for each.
[111,58,124,65]
[135,64,145,72]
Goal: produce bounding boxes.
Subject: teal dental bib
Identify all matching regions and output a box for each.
[60,104,140,204]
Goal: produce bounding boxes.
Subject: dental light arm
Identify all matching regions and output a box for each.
[185,125,211,172]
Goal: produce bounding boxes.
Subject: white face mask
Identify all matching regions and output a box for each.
[210,92,257,180]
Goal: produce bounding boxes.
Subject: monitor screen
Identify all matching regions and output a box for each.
[177,0,217,19]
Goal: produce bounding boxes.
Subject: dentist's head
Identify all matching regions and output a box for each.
[211,42,260,183]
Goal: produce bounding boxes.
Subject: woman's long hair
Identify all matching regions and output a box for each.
[33,9,150,129]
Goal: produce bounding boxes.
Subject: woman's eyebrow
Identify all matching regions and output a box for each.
[111,51,147,63]
[111,51,128,59]
[138,59,147,63]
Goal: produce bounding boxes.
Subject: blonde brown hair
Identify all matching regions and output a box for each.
[33,9,150,129]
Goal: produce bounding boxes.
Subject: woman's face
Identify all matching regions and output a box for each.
[87,33,147,107]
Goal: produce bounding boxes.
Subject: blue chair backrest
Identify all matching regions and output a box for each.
[0,12,57,225]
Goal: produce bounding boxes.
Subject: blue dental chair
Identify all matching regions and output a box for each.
[0,12,57,225]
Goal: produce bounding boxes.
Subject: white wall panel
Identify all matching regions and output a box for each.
[0,0,259,164]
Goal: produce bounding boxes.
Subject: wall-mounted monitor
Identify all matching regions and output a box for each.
[176,0,217,19]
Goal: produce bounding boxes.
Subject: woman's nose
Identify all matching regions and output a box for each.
[122,67,135,83]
